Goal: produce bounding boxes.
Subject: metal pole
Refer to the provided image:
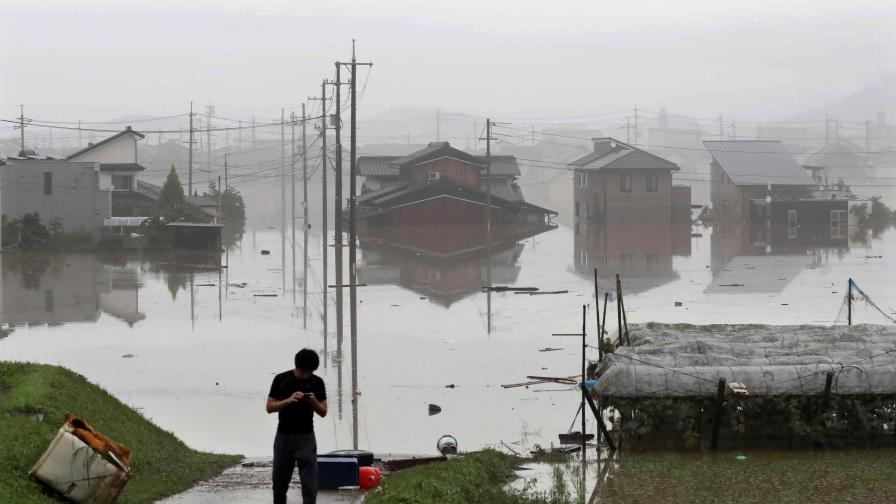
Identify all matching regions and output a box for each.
[486,118,493,334]
[581,305,587,456]
[848,278,853,326]
[594,268,602,362]
[321,82,329,341]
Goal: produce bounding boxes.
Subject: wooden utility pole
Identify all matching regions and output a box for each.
[847,277,853,326]
[15,105,28,154]
[334,63,344,347]
[580,305,586,457]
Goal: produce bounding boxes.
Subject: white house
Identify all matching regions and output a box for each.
[67,126,146,191]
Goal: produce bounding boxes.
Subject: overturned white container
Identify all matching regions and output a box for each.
[30,420,131,504]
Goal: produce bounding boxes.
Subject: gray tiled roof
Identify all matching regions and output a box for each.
[390,142,484,169]
[135,180,218,207]
[358,153,520,177]
[477,179,524,202]
[704,140,815,186]
[357,156,398,176]
[569,139,678,171]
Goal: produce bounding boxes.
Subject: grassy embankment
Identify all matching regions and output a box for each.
[0,362,241,503]
[365,450,572,504]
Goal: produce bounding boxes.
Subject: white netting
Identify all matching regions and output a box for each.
[594,324,896,397]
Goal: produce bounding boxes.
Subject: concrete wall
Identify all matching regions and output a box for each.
[1,160,111,234]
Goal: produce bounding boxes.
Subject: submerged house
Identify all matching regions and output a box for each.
[706,140,863,245]
[355,142,556,233]
[569,138,692,290]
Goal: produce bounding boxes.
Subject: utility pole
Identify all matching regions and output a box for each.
[281,108,286,294]
[731,120,736,141]
[206,103,214,193]
[217,176,222,224]
[310,83,329,341]
[436,106,440,141]
[633,105,638,144]
[224,153,229,194]
[15,105,29,154]
[291,111,297,301]
[302,104,308,330]
[825,114,830,144]
[486,118,493,334]
[626,118,631,143]
[334,63,345,348]
[78,119,82,149]
[719,114,724,140]
[188,102,195,196]
[345,41,372,451]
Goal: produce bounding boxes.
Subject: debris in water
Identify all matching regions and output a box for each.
[445,384,456,389]
[229,282,248,288]
[428,404,442,416]
[122,354,135,359]
[674,301,683,307]
[254,294,278,297]
[719,283,744,287]
[518,290,568,295]
[736,454,748,461]
[195,283,216,287]
[866,255,882,259]
[260,250,271,255]
[538,347,562,352]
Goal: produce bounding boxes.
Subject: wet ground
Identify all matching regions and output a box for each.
[2,220,895,500]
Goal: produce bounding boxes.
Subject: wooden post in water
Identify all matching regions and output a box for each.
[616,275,623,346]
[616,274,630,345]
[581,382,616,451]
[593,268,602,362]
[601,292,609,350]
[581,305,587,458]
[847,278,853,326]
[710,378,726,450]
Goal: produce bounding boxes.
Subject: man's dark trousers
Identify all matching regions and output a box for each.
[272,432,318,504]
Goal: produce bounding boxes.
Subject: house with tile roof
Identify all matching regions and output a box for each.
[355,141,556,233]
[67,126,147,192]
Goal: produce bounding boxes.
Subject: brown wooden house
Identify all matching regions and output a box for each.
[355,142,556,234]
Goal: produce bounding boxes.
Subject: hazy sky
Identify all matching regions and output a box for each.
[1,0,894,123]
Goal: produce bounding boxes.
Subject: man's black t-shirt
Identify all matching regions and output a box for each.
[268,371,327,434]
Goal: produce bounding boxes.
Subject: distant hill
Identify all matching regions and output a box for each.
[785,75,896,123]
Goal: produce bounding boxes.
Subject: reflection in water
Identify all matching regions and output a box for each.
[574,204,693,294]
[0,251,222,327]
[358,223,556,306]
[708,216,853,293]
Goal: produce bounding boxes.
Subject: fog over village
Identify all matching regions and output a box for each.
[2,1,896,503]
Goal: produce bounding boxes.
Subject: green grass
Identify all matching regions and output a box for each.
[598,450,896,503]
[0,362,241,503]
[365,450,571,504]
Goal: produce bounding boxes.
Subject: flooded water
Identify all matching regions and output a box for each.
[2,219,895,460]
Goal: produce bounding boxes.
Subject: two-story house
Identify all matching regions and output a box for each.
[705,140,862,245]
[67,126,146,191]
[569,138,690,287]
[355,142,556,238]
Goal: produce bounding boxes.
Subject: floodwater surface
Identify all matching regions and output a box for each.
[1,222,895,460]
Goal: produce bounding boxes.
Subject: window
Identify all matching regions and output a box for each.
[427,172,441,182]
[111,175,134,191]
[787,210,798,239]
[43,172,53,195]
[646,174,658,192]
[619,174,632,193]
[831,210,847,239]
[578,172,588,188]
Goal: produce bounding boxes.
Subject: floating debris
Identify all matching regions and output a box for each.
[718,283,744,287]
[260,250,271,255]
[428,404,442,416]
[121,354,135,359]
[538,347,562,352]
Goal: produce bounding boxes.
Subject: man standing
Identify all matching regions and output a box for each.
[267,348,328,504]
